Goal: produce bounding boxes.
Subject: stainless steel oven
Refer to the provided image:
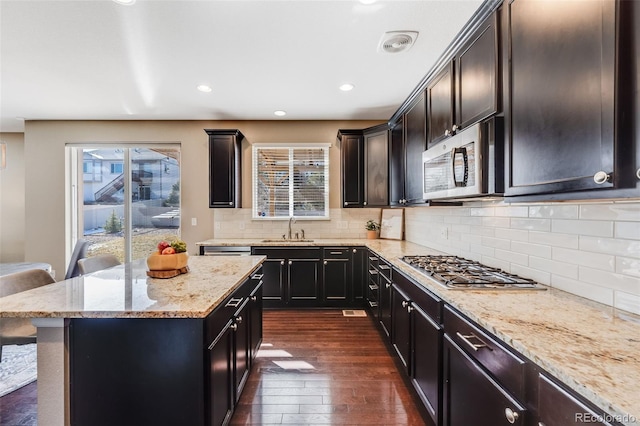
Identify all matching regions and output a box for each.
[422,118,503,200]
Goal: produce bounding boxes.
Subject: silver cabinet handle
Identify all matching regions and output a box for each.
[593,171,611,184]
[452,124,460,132]
[353,248,357,253]
[407,305,414,313]
[444,129,451,136]
[236,316,243,324]
[504,408,519,424]
[250,295,257,302]
[539,423,546,426]
[344,201,349,206]
[288,260,292,265]
[330,251,343,255]
[230,323,238,331]
[379,265,390,270]
[251,273,264,280]
[229,201,233,206]
[636,168,640,180]
[401,300,409,308]
[280,260,285,265]
[386,283,391,289]
[364,201,368,206]
[323,260,328,265]
[455,331,489,351]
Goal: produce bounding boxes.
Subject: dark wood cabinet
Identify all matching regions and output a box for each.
[389,118,406,206]
[403,93,427,205]
[427,62,455,148]
[412,302,442,425]
[351,247,367,305]
[205,129,244,208]
[339,125,389,208]
[443,335,526,426]
[365,253,380,315]
[536,374,616,426]
[506,0,617,197]
[322,248,350,305]
[378,266,392,338]
[69,273,262,426]
[390,283,412,371]
[456,11,499,129]
[287,256,320,305]
[339,130,364,208]
[248,277,263,361]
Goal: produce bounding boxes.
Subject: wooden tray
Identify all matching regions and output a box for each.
[146,266,189,279]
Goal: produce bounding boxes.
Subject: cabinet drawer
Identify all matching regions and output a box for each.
[392,268,441,323]
[368,253,379,269]
[377,258,392,280]
[444,305,526,399]
[323,248,350,259]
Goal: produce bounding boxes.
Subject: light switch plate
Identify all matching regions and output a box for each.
[191,217,197,226]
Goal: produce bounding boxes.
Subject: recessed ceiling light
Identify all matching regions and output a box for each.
[113,0,136,5]
[197,85,212,93]
[339,83,355,92]
[274,110,287,117]
[359,0,377,4]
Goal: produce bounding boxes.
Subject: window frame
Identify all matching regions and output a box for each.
[252,143,330,220]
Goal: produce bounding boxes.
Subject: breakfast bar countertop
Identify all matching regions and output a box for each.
[0,255,265,319]
[197,238,640,425]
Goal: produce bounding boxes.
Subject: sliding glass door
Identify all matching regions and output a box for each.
[69,145,181,264]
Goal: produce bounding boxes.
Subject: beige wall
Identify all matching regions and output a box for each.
[20,120,382,276]
[0,133,26,262]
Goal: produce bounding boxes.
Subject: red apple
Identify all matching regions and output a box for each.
[157,241,170,253]
[161,247,176,255]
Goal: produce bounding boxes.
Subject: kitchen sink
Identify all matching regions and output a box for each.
[261,239,315,243]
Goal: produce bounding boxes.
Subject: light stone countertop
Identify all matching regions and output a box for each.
[197,238,640,426]
[0,255,265,319]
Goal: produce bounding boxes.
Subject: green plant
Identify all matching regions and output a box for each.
[365,220,380,231]
[104,210,122,234]
[163,180,180,207]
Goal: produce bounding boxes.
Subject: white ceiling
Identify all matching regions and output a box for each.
[0,0,484,133]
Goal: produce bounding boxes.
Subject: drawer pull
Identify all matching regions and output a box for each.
[368,300,378,308]
[330,251,343,255]
[378,264,391,270]
[368,256,378,261]
[505,407,519,424]
[225,298,243,308]
[368,284,379,291]
[235,316,243,324]
[368,269,378,275]
[251,273,264,280]
[230,323,238,331]
[456,331,490,351]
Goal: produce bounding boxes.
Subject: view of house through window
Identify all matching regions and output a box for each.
[252,144,329,219]
[71,145,181,263]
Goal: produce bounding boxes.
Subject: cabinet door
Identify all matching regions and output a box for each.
[232,301,250,403]
[248,278,263,362]
[351,247,367,305]
[427,62,455,147]
[208,322,234,426]
[378,274,392,338]
[206,130,242,208]
[364,128,389,206]
[389,118,406,206]
[390,284,412,373]
[404,93,427,205]
[287,258,320,306]
[341,132,364,208]
[259,258,285,307]
[323,257,349,304]
[457,12,498,128]
[412,304,442,426]
[507,0,616,196]
[443,335,526,426]
[537,374,615,426]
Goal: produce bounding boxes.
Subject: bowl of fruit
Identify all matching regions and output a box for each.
[146,239,189,277]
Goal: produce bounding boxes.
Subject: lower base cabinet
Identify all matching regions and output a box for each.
[70,269,263,426]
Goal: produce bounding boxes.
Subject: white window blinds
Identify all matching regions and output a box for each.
[252,144,329,219]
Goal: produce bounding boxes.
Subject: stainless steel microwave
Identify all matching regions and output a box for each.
[422,118,503,200]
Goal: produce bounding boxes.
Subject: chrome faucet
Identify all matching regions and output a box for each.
[288,216,296,240]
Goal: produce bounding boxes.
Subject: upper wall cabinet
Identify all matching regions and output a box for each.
[427,12,499,149]
[505,0,617,197]
[339,125,389,208]
[403,92,428,206]
[205,129,244,208]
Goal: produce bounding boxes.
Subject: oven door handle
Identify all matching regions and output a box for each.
[451,147,468,187]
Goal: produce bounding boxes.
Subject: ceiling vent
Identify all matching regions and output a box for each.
[378,31,419,54]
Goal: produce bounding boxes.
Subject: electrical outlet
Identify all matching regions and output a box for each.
[440,227,448,239]
[191,217,197,226]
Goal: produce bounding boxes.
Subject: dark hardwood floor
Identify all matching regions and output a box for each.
[231,310,426,425]
[0,310,426,425]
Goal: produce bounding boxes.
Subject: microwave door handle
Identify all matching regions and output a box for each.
[451,147,469,187]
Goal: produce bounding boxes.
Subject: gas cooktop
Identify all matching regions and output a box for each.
[401,255,546,290]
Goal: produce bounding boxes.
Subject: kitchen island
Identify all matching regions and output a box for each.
[198,238,640,426]
[0,255,265,426]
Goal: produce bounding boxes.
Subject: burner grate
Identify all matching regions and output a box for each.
[401,255,544,290]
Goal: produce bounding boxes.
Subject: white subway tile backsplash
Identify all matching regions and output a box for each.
[405,199,640,315]
[552,247,615,271]
[551,219,614,238]
[614,291,640,315]
[614,221,640,240]
[551,275,614,306]
[580,236,640,259]
[579,203,640,221]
